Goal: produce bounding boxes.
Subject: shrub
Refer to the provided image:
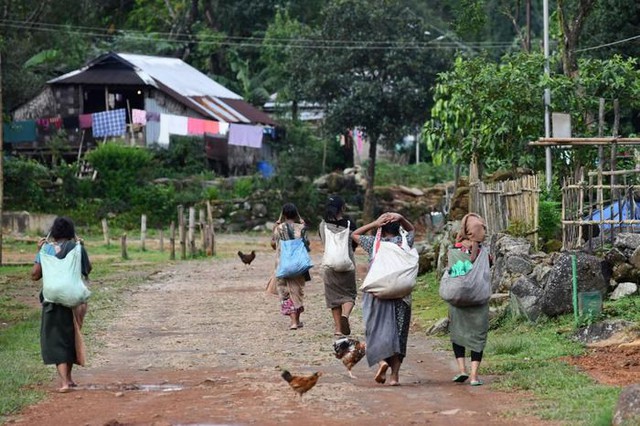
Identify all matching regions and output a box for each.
[539,200,562,242]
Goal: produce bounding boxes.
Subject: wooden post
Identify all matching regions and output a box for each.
[121,233,128,260]
[207,200,216,256]
[178,206,186,260]
[188,207,196,258]
[169,221,176,260]
[101,218,110,246]
[159,228,164,253]
[199,208,206,255]
[140,214,147,251]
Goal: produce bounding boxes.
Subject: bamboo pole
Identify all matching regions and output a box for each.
[207,200,216,256]
[159,229,164,253]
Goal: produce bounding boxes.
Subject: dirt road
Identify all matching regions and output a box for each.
[8,235,554,426]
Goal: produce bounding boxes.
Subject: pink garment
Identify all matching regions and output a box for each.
[79,114,93,129]
[132,109,147,125]
[203,120,220,135]
[187,118,206,135]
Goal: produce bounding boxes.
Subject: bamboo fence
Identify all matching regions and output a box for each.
[563,169,640,251]
[470,175,540,246]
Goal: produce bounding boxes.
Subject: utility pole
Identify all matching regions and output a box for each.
[543,0,552,192]
[0,49,4,265]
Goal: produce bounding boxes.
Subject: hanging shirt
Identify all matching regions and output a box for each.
[92,109,127,137]
[79,114,93,129]
[132,109,147,125]
[228,123,263,148]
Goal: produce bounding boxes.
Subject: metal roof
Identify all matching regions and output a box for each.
[48,52,275,125]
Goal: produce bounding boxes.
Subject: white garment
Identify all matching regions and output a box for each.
[218,121,230,135]
[158,114,189,147]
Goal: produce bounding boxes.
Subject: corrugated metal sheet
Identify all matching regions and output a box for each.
[48,52,275,125]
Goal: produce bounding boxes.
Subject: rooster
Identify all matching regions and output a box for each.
[237,250,256,267]
[280,369,322,397]
[333,337,366,379]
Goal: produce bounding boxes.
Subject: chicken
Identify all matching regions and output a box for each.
[280,369,322,397]
[237,250,256,267]
[333,337,366,379]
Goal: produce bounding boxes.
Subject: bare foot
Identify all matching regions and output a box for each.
[374,362,389,384]
[58,387,72,393]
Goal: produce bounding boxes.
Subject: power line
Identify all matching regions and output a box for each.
[574,34,640,53]
[0,18,515,51]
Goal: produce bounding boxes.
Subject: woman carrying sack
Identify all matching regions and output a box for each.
[318,195,357,336]
[271,203,312,330]
[448,213,491,387]
[352,212,415,386]
[31,216,92,393]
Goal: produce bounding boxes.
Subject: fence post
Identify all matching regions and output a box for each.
[169,221,176,260]
[140,214,147,251]
[207,200,216,256]
[101,218,110,246]
[159,228,164,253]
[178,205,186,260]
[121,233,128,260]
[188,207,196,258]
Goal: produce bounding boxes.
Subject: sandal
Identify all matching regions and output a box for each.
[289,325,298,330]
[340,316,351,335]
[452,373,469,383]
[470,380,484,386]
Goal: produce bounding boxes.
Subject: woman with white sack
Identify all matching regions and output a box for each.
[31,216,92,393]
[318,195,358,336]
[352,212,416,386]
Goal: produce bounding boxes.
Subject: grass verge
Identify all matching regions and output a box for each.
[411,271,622,426]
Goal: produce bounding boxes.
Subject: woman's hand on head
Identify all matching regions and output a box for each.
[37,238,46,250]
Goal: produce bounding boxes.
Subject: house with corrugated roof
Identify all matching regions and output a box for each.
[10,52,277,176]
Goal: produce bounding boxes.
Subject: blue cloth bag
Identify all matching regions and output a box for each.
[276,238,313,279]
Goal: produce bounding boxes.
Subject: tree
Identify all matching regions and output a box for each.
[291,0,451,220]
[557,0,597,77]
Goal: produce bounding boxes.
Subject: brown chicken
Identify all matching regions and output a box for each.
[280,369,322,397]
[237,250,256,267]
[333,337,366,379]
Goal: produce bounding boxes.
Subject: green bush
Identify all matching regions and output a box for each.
[539,200,562,242]
[375,160,456,187]
[4,157,51,211]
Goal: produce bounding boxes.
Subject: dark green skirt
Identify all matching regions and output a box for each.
[40,301,76,365]
[448,303,489,353]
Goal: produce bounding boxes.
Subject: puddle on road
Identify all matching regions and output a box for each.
[83,383,184,392]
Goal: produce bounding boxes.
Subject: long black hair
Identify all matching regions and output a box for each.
[49,216,76,240]
[281,203,300,220]
[324,195,345,221]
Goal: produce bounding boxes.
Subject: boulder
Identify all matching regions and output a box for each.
[510,276,544,321]
[614,233,640,253]
[613,384,640,425]
[610,282,638,300]
[426,318,449,335]
[540,252,608,317]
[572,320,635,345]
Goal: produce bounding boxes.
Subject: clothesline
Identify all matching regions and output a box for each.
[4,107,273,149]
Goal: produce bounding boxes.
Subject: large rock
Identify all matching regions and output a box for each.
[610,282,638,300]
[510,276,544,321]
[613,384,640,425]
[540,252,608,317]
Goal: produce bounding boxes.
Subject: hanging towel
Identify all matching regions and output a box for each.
[79,114,93,129]
[218,121,229,135]
[203,120,220,135]
[92,109,127,137]
[187,118,206,135]
[3,120,37,143]
[132,109,147,125]
[228,123,263,148]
